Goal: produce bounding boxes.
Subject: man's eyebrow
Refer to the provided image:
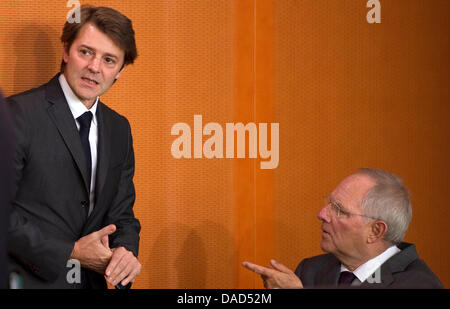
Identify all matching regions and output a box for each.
[79,45,119,59]
[329,196,348,212]
[80,44,94,51]
[103,53,119,60]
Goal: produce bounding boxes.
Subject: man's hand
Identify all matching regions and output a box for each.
[70,224,116,274]
[242,259,303,289]
[105,246,141,287]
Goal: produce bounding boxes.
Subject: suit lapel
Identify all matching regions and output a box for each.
[360,243,416,287]
[45,75,90,193]
[95,102,111,202]
[316,255,341,286]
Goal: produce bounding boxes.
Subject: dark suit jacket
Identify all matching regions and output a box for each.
[7,74,141,289]
[294,242,443,288]
[0,92,14,289]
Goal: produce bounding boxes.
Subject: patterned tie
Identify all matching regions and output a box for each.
[338,271,357,285]
[77,111,93,190]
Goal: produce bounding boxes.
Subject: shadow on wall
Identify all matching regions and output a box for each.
[175,227,207,288]
[148,221,236,288]
[12,24,58,94]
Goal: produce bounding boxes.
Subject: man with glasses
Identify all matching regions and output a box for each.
[242,168,443,288]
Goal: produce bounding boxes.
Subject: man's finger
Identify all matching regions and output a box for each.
[120,261,141,286]
[96,224,116,239]
[242,261,273,276]
[105,247,127,277]
[110,259,134,286]
[270,259,293,274]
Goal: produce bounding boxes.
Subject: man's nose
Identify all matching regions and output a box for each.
[317,204,331,223]
[88,57,100,73]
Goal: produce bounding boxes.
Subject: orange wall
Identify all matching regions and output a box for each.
[0,0,448,288]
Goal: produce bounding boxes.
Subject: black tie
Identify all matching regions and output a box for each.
[338,271,357,285]
[77,111,93,189]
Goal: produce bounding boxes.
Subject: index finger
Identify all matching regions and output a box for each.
[105,247,127,276]
[242,261,274,277]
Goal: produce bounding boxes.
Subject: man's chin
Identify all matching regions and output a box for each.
[320,239,332,253]
[75,90,100,106]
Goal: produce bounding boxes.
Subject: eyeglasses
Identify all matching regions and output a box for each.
[324,195,379,220]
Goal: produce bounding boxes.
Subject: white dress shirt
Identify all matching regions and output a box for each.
[58,74,98,216]
[340,245,401,285]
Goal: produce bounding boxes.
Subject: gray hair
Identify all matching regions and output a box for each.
[357,168,412,245]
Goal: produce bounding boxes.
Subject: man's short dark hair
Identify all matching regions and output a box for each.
[60,5,138,72]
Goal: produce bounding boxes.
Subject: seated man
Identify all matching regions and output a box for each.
[243,168,443,288]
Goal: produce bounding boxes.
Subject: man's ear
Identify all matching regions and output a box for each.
[367,220,388,244]
[63,43,70,63]
[114,65,126,80]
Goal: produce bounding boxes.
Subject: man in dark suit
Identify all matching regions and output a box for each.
[7,6,141,288]
[0,92,14,289]
[242,168,443,288]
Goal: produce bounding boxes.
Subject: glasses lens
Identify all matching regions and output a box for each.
[331,202,340,217]
[324,196,340,217]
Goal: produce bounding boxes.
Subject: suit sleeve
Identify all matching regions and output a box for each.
[7,98,74,282]
[294,258,306,280]
[105,118,141,257]
[0,93,14,288]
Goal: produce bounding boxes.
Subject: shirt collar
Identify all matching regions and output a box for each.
[58,73,98,125]
[340,245,401,283]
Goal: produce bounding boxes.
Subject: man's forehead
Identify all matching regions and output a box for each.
[331,174,376,206]
[73,23,125,56]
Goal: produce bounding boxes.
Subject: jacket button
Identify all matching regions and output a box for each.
[81,201,88,207]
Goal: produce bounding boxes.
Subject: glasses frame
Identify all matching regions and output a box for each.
[324,195,379,220]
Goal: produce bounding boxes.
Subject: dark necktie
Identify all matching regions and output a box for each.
[77,111,93,189]
[338,271,357,285]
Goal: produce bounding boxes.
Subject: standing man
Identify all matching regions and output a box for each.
[8,6,141,288]
[243,168,443,288]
